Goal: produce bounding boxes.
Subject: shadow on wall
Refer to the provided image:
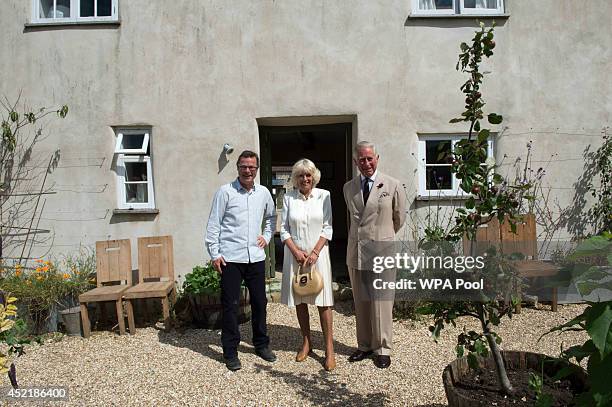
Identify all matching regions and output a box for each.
[558,144,599,238]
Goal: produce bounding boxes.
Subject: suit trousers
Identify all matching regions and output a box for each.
[349,267,396,356]
[221,261,269,358]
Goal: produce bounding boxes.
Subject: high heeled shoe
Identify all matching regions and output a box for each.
[324,356,336,371]
[295,348,312,362]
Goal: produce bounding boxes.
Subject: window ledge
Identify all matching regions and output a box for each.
[416,195,471,201]
[25,20,121,28]
[113,208,159,215]
[407,13,510,19]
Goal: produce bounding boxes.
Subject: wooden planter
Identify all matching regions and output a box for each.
[442,350,588,406]
[188,287,251,329]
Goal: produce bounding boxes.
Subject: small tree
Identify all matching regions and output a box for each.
[0,94,67,262]
[429,23,533,396]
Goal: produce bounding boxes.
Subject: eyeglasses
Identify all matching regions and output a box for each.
[238,165,259,171]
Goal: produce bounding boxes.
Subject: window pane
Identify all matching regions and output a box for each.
[39,0,53,18]
[124,162,147,182]
[80,0,94,17]
[426,166,452,190]
[121,134,145,150]
[125,184,148,203]
[435,0,453,9]
[464,0,498,8]
[426,140,452,164]
[57,0,70,17]
[98,0,112,16]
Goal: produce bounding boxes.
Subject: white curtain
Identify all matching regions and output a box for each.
[419,0,437,10]
[466,0,498,8]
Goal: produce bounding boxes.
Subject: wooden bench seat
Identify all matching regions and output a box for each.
[464,214,559,312]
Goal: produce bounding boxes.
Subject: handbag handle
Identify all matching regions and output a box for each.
[294,264,313,283]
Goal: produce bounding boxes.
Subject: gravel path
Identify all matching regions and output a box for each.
[9,302,587,406]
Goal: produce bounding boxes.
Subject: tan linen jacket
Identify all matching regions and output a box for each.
[343,172,406,269]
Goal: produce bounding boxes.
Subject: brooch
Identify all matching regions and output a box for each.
[377,183,384,189]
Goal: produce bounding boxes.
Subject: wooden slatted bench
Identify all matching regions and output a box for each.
[464,213,559,312]
[124,236,176,333]
[79,239,132,337]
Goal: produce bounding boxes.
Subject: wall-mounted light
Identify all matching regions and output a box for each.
[223,143,234,154]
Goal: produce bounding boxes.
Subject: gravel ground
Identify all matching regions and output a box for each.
[8,302,587,406]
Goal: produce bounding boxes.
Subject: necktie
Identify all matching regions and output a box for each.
[363,178,371,204]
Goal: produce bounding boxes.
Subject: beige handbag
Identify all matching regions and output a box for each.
[292,263,323,297]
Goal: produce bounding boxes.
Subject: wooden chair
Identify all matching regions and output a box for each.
[124,236,176,333]
[79,239,132,338]
[463,213,559,312]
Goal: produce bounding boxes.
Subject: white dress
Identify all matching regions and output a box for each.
[280,188,334,307]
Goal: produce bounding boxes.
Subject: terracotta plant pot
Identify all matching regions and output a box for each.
[188,287,251,329]
[442,350,588,406]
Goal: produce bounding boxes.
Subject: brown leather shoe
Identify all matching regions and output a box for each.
[348,350,373,362]
[324,357,336,372]
[374,355,391,369]
[295,348,312,362]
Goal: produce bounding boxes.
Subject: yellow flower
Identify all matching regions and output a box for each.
[15,270,21,277]
[26,280,31,285]
[62,273,70,279]
[35,267,42,273]
[42,265,49,272]
[44,260,51,266]
[15,264,22,271]
[36,275,43,281]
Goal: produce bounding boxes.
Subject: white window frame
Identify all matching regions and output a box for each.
[411,0,456,16]
[411,0,504,16]
[417,134,494,198]
[460,0,505,15]
[115,131,149,154]
[31,0,119,24]
[114,128,155,210]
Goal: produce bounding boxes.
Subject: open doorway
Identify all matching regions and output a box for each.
[259,123,351,282]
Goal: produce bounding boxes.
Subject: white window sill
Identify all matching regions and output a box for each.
[113,208,159,215]
[407,13,509,19]
[25,20,120,28]
[415,195,471,201]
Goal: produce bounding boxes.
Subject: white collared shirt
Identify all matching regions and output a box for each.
[205,178,276,263]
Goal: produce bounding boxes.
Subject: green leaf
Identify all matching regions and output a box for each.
[487,113,503,124]
[477,129,490,143]
[467,353,479,370]
[585,303,612,358]
[474,121,480,132]
[450,118,464,124]
[456,345,464,357]
[465,197,475,210]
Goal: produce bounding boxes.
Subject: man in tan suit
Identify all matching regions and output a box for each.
[343,141,406,369]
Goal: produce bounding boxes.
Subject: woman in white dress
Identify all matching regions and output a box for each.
[280,159,335,371]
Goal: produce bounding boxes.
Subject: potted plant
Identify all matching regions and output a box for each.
[0,260,65,334]
[429,23,587,405]
[182,263,250,329]
[56,247,96,336]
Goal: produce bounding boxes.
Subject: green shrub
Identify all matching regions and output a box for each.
[182,263,220,295]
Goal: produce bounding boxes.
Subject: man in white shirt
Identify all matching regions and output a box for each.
[205,150,277,371]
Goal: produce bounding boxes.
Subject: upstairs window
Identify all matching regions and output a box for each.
[411,0,504,16]
[417,135,493,198]
[32,0,118,23]
[114,128,155,210]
